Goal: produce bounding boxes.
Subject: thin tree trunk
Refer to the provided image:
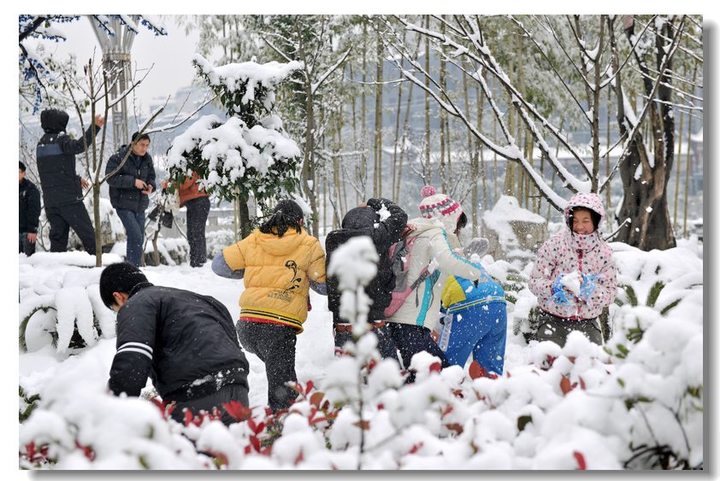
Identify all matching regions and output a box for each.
[392,28,407,203]
[439,18,448,193]
[395,28,422,201]
[683,63,699,237]
[424,15,431,179]
[361,19,368,201]
[374,24,384,198]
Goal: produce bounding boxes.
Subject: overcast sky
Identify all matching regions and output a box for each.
[45,15,200,115]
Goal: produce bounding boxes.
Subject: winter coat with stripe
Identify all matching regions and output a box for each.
[108,283,249,401]
[325,198,408,324]
[222,227,326,333]
[385,217,488,332]
[105,145,157,213]
[529,192,617,320]
[36,111,101,207]
[19,178,41,233]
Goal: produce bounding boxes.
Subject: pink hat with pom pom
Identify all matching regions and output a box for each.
[418,185,462,220]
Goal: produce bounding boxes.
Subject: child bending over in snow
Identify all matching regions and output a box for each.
[437,240,508,377]
[529,193,617,347]
[212,199,326,412]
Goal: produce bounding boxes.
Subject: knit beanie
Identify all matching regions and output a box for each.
[418,185,462,221]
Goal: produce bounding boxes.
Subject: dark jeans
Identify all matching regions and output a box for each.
[185,196,210,267]
[116,209,146,267]
[335,324,401,362]
[19,233,36,256]
[170,382,249,426]
[532,310,603,347]
[45,203,96,255]
[386,322,450,382]
[236,320,298,411]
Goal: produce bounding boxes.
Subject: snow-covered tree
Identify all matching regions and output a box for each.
[19,15,166,114]
[166,54,302,238]
[383,14,702,251]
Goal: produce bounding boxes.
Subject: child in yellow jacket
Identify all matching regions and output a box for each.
[212,199,326,411]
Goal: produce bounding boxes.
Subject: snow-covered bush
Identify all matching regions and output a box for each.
[207,229,236,259]
[19,256,121,354]
[18,241,703,470]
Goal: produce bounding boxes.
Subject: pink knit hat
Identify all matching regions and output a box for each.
[418,185,462,221]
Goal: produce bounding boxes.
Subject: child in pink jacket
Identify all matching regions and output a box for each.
[529,193,617,346]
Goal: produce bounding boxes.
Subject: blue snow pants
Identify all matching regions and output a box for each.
[437,300,507,375]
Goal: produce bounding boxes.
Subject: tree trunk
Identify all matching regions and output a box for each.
[237,195,252,239]
[374,24,384,198]
[302,73,319,236]
[93,184,103,267]
[613,16,676,250]
[424,15,431,178]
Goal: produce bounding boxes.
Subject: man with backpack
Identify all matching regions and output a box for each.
[325,198,408,360]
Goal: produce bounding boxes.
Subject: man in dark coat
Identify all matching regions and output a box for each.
[19,161,41,256]
[325,198,408,360]
[100,262,250,426]
[36,109,104,254]
[105,132,156,267]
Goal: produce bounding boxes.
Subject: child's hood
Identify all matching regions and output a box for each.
[564,193,606,227]
[253,228,310,256]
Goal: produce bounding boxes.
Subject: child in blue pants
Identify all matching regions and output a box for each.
[436,275,507,376]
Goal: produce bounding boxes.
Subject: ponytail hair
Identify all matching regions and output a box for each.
[259,199,304,237]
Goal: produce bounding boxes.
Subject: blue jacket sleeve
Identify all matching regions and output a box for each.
[212,252,245,279]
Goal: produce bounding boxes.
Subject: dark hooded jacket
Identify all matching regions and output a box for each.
[35,109,101,207]
[325,198,408,324]
[108,283,249,401]
[105,145,157,212]
[19,178,41,233]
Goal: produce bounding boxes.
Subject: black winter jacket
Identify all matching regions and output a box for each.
[19,178,41,233]
[36,109,101,207]
[108,283,249,401]
[325,198,408,324]
[106,145,156,213]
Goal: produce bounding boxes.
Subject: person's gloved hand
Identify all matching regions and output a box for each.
[551,274,571,305]
[464,237,490,258]
[579,273,598,301]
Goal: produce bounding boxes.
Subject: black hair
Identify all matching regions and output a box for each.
[568,207,601,231]
[455,211,468,233]
[259,199,304,237]
[131,131,151,143]
[99,262,150,309]
[19,161,26,172]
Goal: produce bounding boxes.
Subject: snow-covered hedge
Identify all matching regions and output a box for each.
[19,254,122,354]
[18,242,702,470]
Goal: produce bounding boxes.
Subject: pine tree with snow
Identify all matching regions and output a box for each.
[166,54,302,238]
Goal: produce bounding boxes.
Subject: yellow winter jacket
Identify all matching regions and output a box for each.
[222,227,326,333]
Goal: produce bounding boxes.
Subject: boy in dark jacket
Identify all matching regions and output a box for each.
[19,161,41,256]
[325,198,408,360]
[36,108,103,254]
[106,132,157,267]
[100,262,250,426]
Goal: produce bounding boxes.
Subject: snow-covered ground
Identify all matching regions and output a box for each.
[15,237,704,473]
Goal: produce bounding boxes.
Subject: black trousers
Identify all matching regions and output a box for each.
[532,310,603,347]
[19,233,36,256]
[236,320,298,411]
[386,322,450,382]
[170,382,249,426]
[185,196,210,267]
[45,202,96,255]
